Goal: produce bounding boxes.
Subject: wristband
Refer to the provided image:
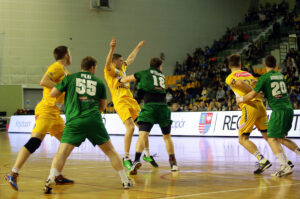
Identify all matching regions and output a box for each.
[239,96,244,102]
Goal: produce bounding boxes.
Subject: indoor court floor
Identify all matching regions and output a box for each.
[0,132,300,199]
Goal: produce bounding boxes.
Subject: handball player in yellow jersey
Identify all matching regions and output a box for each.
[4,46,73,191]
[104,39,158,170]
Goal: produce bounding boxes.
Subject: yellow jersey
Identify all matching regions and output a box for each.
[104,63,133,104]
[225,70,262,107]
[41,61,69,107]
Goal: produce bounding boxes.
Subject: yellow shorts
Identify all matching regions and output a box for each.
[32,102,65,136]
[239,101,268,136]
[114,97,140,123]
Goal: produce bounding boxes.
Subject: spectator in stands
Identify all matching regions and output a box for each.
[183,105,190,112]
[166,91,173,105]
[207,101,217,111]
[171,102,182,112]
[227,101,233,111]
[192,105,199,112]
[198,101,207,112]
[173,86,185,104]
[216,86,225,101]
[232,105,239,111]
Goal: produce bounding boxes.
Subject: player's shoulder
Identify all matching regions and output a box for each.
[48,61,63,70]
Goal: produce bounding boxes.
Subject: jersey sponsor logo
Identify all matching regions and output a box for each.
[199,113,213,134]
[234,72,252,77]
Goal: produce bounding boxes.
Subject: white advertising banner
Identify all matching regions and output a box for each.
[8,110,300,137]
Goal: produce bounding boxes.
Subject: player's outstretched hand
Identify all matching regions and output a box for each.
[137,40,145,48]
[110,38,117,48]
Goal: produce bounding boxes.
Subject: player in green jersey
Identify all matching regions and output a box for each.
[43,56,131,194]
[237,55,297,177]
[118,57,178,175]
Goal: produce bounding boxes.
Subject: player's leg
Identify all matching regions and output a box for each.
[130,128,151,175]
[159,104,178,171]
[239,105,271,174]
[268,110,292,177]
[161,124,178,172]
[44,143,75,194]
[98,140,132,188]
[48,117,74,185]
[278,138,300,155]
[87,118,132,188]
[123,117,135,170]
[4,117,49,191]
[134,109,158,168]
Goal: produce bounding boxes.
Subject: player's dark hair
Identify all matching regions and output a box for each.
[81,56,97,70]
[228,54,241,67]
[265,55,276,68]
[150,57,162,69]
[112,53,122,61]
[53,46,69,61]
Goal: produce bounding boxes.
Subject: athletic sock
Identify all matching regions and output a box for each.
[134,152,142,162]
[253,151,267,162]
[124,152,130,160]
[11,167,19,174]
[144,148,150,157]
[275,153,288,166]
[294,148,300,156]
[48,168,59,180]
[118,170,128,183]
[169,154,177,165]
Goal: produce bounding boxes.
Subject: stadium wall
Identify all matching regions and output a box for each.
[0,85,23,116]
[0,0,251,93]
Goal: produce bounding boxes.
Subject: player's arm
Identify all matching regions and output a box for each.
[236,90,258,104]
[125,41,145,66]
[99,99,107,112]
[234,79,253,93]
[50,87,62,98]
[119,74,136,84]
[40,74,56,88]
[105,38,117,71]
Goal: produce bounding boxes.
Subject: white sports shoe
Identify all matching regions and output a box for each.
[171,165,179,172]
[271,165,292,177]
[122,178,133,189]
[43,178,56,194]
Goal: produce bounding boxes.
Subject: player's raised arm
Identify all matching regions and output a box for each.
[40,74,57,88]
[125,41,145,66]
[119,74,136,84]
[105,38,117,71]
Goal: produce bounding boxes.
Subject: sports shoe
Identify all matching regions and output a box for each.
[122,178,133,189]
[55,175,74,185]
[129,161,142,175]
[43,178,56,194]
[143,155,159,168]
[123,158,133,171]
[287,160,294,168]
[254,160,272,174]
[271,165,293,177]
[4,172,19,191]
[171,164,179,172]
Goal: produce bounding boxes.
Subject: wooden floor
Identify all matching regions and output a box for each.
[1,132,300,199]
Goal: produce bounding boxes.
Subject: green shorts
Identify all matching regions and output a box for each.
[268,109,293,139]
[61,115,110,147]
[137,103,172,128]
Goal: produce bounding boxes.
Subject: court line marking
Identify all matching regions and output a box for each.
[158,182,300,199]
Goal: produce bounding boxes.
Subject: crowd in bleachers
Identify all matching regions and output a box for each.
[163,2,300,112]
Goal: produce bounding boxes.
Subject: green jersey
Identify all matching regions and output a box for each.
[254,70,292,110]
[134,67,166,104]
[56,72,107,122]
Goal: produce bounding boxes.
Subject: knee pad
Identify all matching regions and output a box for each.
[161,123,172,135]
[24,137,42,153]
[138,122,153,132]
